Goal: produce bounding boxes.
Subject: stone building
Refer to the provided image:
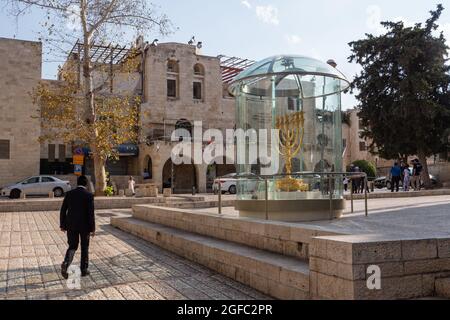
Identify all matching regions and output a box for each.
[2,36,448,190]
[37,37,240,193]
[136,41,238,193]
[0,38,42,187]
[342,108,392,169]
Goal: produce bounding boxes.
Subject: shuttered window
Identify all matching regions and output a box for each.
[58,144,66,162]
[0,140,10,159]
[48,144,55,162]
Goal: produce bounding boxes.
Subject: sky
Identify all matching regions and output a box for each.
[1,0,450,109]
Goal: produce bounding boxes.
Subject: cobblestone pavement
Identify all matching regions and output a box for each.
[0,210,268,300]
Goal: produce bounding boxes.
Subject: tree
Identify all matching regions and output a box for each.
[351,160,377,181]
[348,4,450,188]
[7,0,171,195]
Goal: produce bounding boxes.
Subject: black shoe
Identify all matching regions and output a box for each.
[61,263,69,279]
[81,269,90,277]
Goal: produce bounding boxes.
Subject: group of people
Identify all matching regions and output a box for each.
[389,159,423,192]
[343,165,369,194]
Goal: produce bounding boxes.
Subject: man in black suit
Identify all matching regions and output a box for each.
[60,175,95,279]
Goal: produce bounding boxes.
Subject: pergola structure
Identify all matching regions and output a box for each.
[67,40,136,93]
[68,40,132,65]
[218,55,255,84]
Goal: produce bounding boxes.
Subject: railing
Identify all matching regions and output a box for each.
[215,172,369,219]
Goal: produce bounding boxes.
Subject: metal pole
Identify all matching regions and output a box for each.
[218,181,222,215]
[171,161,174,194]
[364,175,368,217]
[350,176,354,213]
[265,179,269,220]
[329,175,333,219]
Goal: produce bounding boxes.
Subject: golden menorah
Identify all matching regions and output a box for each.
[276,111,309,192]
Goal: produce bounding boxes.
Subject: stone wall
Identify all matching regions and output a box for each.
[0,38,42,188]
[309,234,450,299]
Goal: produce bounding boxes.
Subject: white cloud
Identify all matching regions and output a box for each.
[65,4,81,31]
[366,5,384,34]
[255,5,279,26]
[241,0,251,9]
[285,34,302,45]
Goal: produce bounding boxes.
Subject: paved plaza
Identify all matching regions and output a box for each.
[1,195,450,300]
[197,195,450,238]
[0,209,268,300]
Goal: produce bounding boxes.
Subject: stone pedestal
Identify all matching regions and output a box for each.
[20,192,26,199]
[163,188,172,197]
[125,189,134,197]
[118,189,125,197]
[135,188,145,198]
[147,187,158,198]
[48,191,54,199]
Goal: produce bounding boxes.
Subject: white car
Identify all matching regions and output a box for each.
[213,173,260,195]
[1,176,72,199]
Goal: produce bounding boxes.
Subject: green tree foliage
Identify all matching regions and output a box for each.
[351,160,377,180]
[348,4,450,188]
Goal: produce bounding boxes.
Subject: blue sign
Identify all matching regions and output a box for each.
[74,164,82,176]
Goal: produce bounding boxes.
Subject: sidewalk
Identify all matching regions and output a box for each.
[0,209,268,300]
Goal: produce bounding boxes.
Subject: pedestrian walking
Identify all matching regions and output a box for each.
[343,176,349,192]
[353,166,362,194]
[411,159,423,191]
[128,176,136,195]
[403,165,411,191]
[390,162,401,192]
[60,175,95,279]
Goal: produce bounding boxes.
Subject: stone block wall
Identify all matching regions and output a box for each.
[309,234,450,299]
[0,38,42,187]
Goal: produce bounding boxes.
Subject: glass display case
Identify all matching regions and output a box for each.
[228,55,350,221]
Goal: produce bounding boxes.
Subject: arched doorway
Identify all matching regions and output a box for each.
[162,158,197,194]
[143,155,152,180]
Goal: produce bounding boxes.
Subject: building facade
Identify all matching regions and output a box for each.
[0,38,42,187]
[1,36,448,191]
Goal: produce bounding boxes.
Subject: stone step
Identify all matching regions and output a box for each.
[111,216,310,300]
[131,205,340,260]
[435,278,450,298]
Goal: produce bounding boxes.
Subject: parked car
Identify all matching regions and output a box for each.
[0,176,72,199]
[213,173,260,195]
[374,172,438,190]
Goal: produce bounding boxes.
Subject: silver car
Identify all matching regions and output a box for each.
[1,176,72,199]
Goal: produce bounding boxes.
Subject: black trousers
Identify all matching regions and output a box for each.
[391,176,401,192]
[63,230,90,271]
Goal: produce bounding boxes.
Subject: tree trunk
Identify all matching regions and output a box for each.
[92,145,107,196]
[418,152,432,189]
[80,1,107,196]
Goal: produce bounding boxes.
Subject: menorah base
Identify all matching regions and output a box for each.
[276,177,309,192]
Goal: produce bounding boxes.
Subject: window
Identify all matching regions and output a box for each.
[359,141,366,151]
[58,144,66,162]
[193,81,202,100]
[42,177,55,183]
[167,60,179,73]
[194,63,204,76]
[0,140,10,159]
[24,177,40,184]
[167,79,177,98]
[48,144,56,162]
[288,97,296,111]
